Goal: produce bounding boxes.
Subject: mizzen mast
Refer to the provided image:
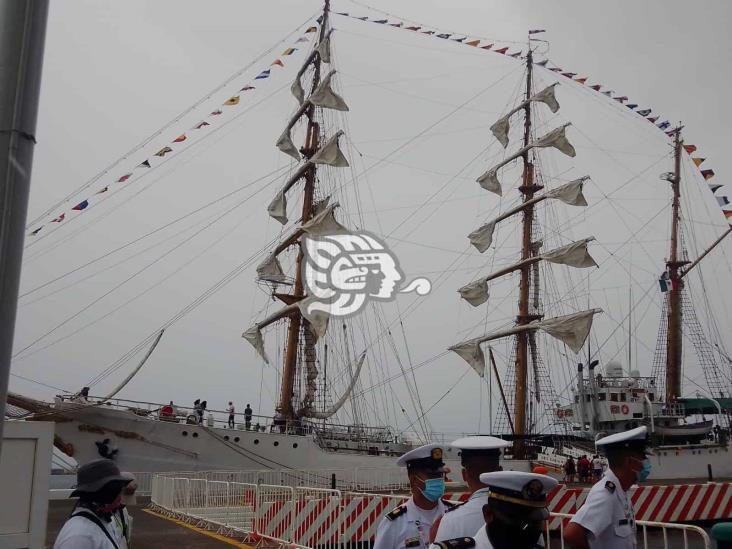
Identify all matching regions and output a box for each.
[664,127,688,403]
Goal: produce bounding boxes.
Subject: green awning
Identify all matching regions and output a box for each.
[678,397,732,415]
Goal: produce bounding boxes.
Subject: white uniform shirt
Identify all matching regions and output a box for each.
[374,497,448,549]
[54,510,127,549]
[433,488,489,542]
[570,469,636,548]
[470,526,495,549]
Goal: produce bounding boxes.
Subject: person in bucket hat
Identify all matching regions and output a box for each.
[54,459,132,549]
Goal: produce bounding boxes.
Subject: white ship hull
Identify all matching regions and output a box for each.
[51,404,731,482]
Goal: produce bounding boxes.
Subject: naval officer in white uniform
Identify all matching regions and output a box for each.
[373,443,454,549]
[432,471,557,549]
[431,436,510,543]
[564,426,652,549]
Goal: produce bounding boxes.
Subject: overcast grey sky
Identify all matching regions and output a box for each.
[11,0,732,435]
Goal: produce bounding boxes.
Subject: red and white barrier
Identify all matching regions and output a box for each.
[151,477,732,545]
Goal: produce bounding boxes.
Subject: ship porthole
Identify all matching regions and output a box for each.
[274,441,279,447]
[192,432,199,438]
[182,431,188,436]
[254,439,259,445]
[293,443,298,449]
[224,435,230,441]
[234,437,240,443]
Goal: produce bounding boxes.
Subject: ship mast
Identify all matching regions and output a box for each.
[664,127,688,403]
[450,37,601,451]
[514,48,542,457]
[279,0,330,418]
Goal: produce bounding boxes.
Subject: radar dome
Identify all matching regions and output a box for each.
[605,361,624,377]
[630,370,641,378]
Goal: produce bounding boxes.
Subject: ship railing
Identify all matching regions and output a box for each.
[546,512,711,549]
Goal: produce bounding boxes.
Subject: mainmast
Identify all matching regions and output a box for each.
[279,0,331,418]
[664,127,688,402]
[450,37,601,449]
[514,49,542,454]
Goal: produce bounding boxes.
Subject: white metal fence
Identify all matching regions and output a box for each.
[148,466,410,492]
[151,476,711,549]
[546,512,711,549]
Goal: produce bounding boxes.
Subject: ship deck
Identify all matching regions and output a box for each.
[46,499,251,548]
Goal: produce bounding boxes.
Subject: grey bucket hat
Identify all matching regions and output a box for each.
[71,459,131,497]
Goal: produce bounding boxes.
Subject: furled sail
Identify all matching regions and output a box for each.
[276,127,301,161]
[476,123,575,196]
[301,202,348,236]
[315,28,334,64]
[490,83,560,148]
[542,238,597,268]
[546,176,589,206]
[297,296,329,339]
[535,309,601,353]
[256,253,287,284]
[242,325,270,364]
[459,238,596,306]
[449,308,602,372]
[267,190,288,225]
[448,337,486,377]
[311,130,349,167]
[468,221,496,252]
[309,70,349,111]
[458,279,489,307]
[467,176,589,253]
[304,351,368,419]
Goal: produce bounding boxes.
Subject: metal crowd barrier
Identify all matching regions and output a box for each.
[546,512,711,549]
[150,476,711,549]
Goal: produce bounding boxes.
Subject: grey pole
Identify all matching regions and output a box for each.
[0,0,50,457]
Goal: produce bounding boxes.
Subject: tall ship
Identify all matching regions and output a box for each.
[7,3,731,480]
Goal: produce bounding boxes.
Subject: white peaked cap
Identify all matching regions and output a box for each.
[396,442,447,470]
[450,435,511,452]
[478,471,558,504]
[596,426,648,447]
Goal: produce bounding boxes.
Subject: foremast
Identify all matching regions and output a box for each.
[449,39,601,456]
[279,0,331,420]
[244,0,362,421]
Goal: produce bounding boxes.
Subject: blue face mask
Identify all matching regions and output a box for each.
[635,457,652,482]
[419,477,446,502]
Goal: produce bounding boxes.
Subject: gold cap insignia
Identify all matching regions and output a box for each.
[431,448,443,460]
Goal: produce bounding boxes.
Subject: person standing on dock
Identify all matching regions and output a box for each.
[431,436,510,543]
[563,426,652,549]
[374,444,453,549]
[54,459,133,549]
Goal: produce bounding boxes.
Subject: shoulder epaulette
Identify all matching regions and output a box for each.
[443,500,466,513]
[434,537,476,549]
[385,504,407,521]
[605,480,616,493]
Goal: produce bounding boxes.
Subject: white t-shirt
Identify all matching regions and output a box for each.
[592,458,602,470]
[54,510,127,549]
[227,404,235,415]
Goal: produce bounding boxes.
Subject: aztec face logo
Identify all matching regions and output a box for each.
[302,231,431,317]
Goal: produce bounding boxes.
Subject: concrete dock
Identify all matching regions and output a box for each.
[46,499,249,548]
